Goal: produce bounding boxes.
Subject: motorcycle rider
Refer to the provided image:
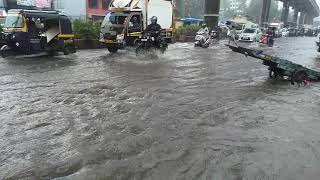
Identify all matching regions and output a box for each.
[144,16,165,48]
[198,23,210,44]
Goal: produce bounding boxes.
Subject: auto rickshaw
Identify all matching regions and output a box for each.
[0,9,76,58]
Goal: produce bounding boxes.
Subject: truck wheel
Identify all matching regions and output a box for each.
[63,48,70,55]
[135,45,144,55]
[107,46,118,53]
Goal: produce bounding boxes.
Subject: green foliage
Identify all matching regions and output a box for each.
[73,19,100,40]
[176,25,201,36]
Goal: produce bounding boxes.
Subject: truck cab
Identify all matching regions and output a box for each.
[100,0,174,53]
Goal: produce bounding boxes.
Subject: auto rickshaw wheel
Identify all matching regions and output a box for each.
[0,45,12,58]
[63,48,70,55]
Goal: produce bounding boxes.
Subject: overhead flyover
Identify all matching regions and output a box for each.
[260,0,320,26]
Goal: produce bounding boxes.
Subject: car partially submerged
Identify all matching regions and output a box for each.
[239,28,261,42]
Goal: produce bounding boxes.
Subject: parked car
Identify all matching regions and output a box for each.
[282,28,289,37]
[288,28,297,37]
[239,28,262,42]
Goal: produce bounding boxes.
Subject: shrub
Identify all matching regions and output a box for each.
[73,19,100,40]
[176,25,201,36]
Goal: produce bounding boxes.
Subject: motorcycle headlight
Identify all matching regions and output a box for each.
[116,34,124,40]
[12,35,16,39]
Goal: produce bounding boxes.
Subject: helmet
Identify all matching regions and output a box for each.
[151,16,158,24]
[202,23,207,28]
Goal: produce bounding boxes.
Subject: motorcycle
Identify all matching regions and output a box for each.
[194,31,210,48]
[211,30,219,40]
[135,31,168,55]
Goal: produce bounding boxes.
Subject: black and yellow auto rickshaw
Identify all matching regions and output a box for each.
[0,9,76,58]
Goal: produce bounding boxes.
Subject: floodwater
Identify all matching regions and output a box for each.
[1,37,320,180]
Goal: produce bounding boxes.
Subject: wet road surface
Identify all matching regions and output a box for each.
[1,37,320,180]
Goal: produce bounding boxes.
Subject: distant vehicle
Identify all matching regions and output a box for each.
[268,22,284,38]
[231,16,258,39]
[239,28,261,42]
[288,28,297,37]
[0,9,76,58]
[100,0,174,53]
[304,28,314,36]
[282,28,289,37]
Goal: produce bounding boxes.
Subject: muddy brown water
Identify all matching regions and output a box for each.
[1,37,320,180]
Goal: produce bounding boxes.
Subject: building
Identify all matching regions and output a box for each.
[229,0,240,10]
[53,0,111,21]
[0,0,109,21]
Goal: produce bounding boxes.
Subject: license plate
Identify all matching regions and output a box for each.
[141,39,148,42]
[105,40,114,43]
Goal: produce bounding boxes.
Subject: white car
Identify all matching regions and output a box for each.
[239,28,262,42]
[282,28,289,37]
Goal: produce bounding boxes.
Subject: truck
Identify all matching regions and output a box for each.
[100,0,174,53]
[229,16,258,40]
[268,22,284,38]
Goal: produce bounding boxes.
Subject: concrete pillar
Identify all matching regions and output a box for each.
[293,9,299,25]
[204,0,220,28]
[305,15,309,25]
[299,12,304,25]
[281,0,290,26]
[260,0,271,27]
[265,0,271,23]
[302,13,306,25]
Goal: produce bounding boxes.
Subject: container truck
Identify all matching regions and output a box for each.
[100,0,174,53]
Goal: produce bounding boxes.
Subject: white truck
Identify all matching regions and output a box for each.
[100,0,174,53]
[231,16,258,39]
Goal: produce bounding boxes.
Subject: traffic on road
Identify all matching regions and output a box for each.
[1,0,320,179]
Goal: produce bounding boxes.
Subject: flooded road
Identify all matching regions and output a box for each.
[1,37,320,180]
